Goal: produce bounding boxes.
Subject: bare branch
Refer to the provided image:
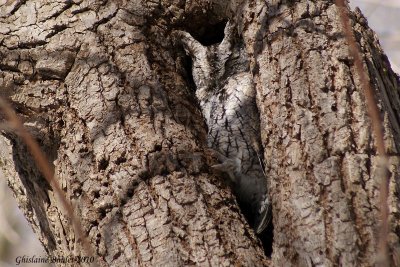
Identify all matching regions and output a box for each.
[0,97,97,266]
[335,1,389,265]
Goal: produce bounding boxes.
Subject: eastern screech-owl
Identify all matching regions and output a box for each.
[174,22,270,233]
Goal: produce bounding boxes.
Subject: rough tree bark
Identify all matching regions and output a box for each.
[0,0,399,266]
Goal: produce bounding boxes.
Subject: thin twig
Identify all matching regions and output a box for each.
[335,1,389,266]
[0,97,97,265]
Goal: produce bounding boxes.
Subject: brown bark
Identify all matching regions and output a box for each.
[0,0,399,266]
[0,1,268,266]
[236,1,400,266]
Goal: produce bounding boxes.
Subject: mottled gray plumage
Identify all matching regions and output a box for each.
[174,22,270,234]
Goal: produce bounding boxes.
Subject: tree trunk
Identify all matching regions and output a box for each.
[0,0,399,266]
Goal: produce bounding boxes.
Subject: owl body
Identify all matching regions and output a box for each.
[175,22,270,233]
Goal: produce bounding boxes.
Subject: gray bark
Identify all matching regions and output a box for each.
[0,0,399,266]
[236,1,400,266]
